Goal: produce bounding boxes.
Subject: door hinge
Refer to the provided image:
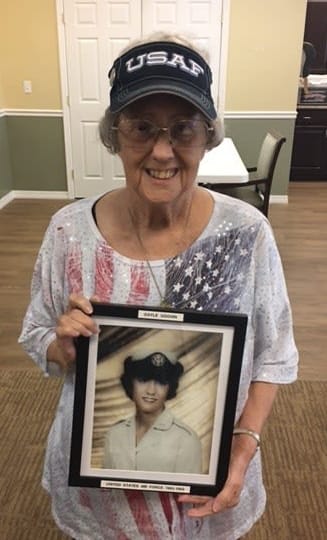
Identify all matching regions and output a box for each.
[71,169,75,180]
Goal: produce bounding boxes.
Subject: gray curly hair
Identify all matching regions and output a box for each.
[99,32,224,154]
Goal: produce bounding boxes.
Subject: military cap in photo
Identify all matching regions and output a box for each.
[130,350,178,367]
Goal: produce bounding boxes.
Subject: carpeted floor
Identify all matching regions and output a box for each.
[0,371,326,539]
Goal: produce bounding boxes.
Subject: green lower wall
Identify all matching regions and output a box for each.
[1,115,295,198]
[0,116,13,197]
[224,117,296,196]
[7,116,67,191]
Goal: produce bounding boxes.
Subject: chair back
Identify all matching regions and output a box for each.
[254,131,286,215]
[199,131,286,217]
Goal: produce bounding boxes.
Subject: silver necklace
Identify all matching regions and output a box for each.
[131,214,169,307]
[128,203,193,309]
[144,256,169,307]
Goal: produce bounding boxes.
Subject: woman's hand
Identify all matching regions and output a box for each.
[47,293,99,370]
[179,382,278,518]
[178,433,258,517]
[178,469,244,518]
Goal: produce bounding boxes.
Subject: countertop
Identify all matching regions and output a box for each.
[298,79,327,108]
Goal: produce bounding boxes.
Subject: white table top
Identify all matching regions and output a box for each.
[198,137,249,184]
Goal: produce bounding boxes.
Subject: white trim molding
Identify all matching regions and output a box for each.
[12,190,69,199]
[0,190,288,212]
[2,109,296,120]
[224,111,297,119]
[0,190,70,210]
[4,109,63,117]
[0,191,15,210]
[270,195,288,204]
[56,0,75,199]
[217,0,231,115]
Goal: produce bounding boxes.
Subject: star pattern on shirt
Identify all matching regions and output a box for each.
[166,223,259,312]
[173,282,183,293]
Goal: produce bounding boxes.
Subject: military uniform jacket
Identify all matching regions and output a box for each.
[103,408,202,473]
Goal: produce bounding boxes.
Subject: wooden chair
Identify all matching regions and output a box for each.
[201,131,286,217]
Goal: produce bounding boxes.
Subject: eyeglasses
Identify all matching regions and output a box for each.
[112,118,213,149]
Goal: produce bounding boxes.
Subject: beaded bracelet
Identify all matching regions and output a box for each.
[233,428,261,448]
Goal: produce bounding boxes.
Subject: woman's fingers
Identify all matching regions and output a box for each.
[56,310,97,338]
[178,474,243,517]
[178,495,214,518]
[57,294,99,338]
[48,294,100,369]
[178,495,212,505]
[89,294,100,303]
[68,293,94,314]
[53,294,99,368]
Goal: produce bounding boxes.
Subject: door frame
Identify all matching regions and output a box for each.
[56,0,74,198]
[55,0,231,199]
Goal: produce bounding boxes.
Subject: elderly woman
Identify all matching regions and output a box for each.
[103,350,202,473]
[19,33,298,539]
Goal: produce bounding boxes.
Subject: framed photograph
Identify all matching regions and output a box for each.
[69,302,247,496]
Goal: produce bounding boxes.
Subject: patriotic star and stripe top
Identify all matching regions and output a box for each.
[19,190,298,540]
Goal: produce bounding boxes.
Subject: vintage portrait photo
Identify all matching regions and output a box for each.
[69,304,247,495]
[93,324,221,475]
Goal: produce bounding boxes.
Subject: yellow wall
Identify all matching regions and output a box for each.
[0,0,61,109]
[0,4,5,108]
[225,0,307,111]
[0,0,307,112]
[0,76,4,108]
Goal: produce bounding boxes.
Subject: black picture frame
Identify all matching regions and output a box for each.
[69,302,247,496]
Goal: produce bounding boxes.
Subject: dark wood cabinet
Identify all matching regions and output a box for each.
[290,108,327,181]
[304,2,327,74]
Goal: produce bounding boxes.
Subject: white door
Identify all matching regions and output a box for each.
[142,0,222,108]
[58,0,225,198]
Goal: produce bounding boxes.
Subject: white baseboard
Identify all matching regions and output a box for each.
[12,190,69,199]
[0,191,15,209]
[0,190,70,209]
[270,195,288,204]
[0,190,288,210]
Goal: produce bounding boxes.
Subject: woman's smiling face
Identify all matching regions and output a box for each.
[117,94,207,206]
[132,377,169,416]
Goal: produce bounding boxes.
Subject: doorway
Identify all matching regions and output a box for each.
[56,0,229,197]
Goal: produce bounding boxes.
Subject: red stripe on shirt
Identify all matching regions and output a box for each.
[67,244,83,294]
[125,490,161,540]
[159,492,174,533]
[94,245,114,301]
[127,263,150,305]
